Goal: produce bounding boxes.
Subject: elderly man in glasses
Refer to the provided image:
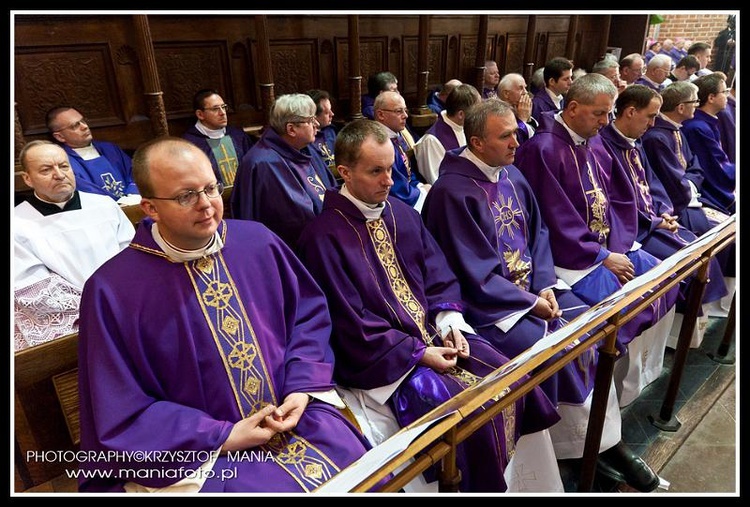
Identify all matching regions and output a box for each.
[46,105,140,203]
[182,88,254,187]
[373,90,430,211]
[77,136,377,493]
[230,93,337,247]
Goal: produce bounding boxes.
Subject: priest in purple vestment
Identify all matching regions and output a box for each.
[600,85,727,309]
[182,89,254,187]
[422,99,661,493]
[682,73,736,215]
[497,73,539,146]
[78,138,374,493]
[230,93,336,247]
[297,119,563,493]
[516,74,677,351]
[642,82,735,315]
[515,74,678,410]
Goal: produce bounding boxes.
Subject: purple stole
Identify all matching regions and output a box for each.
[620,145,657,217]
[86,157,126,198]
[187,253,340,489]
[425,115,460,151]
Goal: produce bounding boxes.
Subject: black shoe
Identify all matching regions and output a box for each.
[597,442,660,492]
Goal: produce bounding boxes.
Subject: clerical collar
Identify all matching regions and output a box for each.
[340,184,385,221]
[554,113,588,146]
[546,87,563,108]
[73,144,100,161]
[151,222,224,262]
[195,120,227,139]
[460,147,502,183]
[27,189,80,216]
[441,110,463,130]
[383,125,401,139]
[659,112,682,128]
[610,122,637,146]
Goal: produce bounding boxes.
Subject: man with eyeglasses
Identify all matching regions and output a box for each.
[374,91,430,211]
[642,81,736,320]
[682,72,735,216]
[14,140,134,351]
[182,89,253,187]
[77,137,379,493]
[231,93,337,247]
[634,54,673,92]
[46,106,140,204]
[600,84,727,350]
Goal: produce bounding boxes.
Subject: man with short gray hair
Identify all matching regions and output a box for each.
[230,93,337,246]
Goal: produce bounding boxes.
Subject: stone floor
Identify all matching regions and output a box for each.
[622,316,737,495]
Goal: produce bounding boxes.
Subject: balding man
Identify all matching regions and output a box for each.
[374,90,431,210]
[426,78,462,114]
[77,136,377,493]
[14,140,134,350]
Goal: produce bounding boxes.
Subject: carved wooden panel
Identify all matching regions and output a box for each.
[402,36,446,92]
[155,41,230,118]
[544,32,568,63]
[505,33,527,74]
[336,37,388,100]
[268,40,318,96]
[457,35,494,84]
[15,44,123,135]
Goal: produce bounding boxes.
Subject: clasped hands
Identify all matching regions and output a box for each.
[420,326,471,372]
[221,392,309,452]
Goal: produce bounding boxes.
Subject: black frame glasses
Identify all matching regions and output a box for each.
[146,182,225,207]
[680,99,701,105]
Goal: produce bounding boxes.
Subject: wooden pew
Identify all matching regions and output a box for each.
[315,217,737,493]
[14,333,80,492]
[12,217,734,494]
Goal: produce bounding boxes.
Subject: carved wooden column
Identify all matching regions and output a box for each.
[415,15,431,114]
[255,15,275,124]
[474,15,489,92]
[347,15,363,121]
[14,103,25,162]
[523,15,538,83]
[132,15,168,138]
[598,15,612,61]
[566,15,580,64]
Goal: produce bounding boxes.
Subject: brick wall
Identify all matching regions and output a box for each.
[647,14,729,47]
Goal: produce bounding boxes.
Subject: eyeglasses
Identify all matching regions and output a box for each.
[717,89,731,95]
[203,104,229,113]
[53,117,88,133]
[146,181,224,207]
[680,99,701,105]
[289,116,319,125]
[381,108,408,116]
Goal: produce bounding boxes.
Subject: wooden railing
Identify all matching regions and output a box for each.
[12,217,735,493]
[314,217,736,494]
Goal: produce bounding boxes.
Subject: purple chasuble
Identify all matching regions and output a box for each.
[601,125,727,306]
[297,190,560,492]
[78,218,373,492]
[682,109,736,215]
[423,149,598,406]
[230,127,336,247]
[516,121,677,352]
